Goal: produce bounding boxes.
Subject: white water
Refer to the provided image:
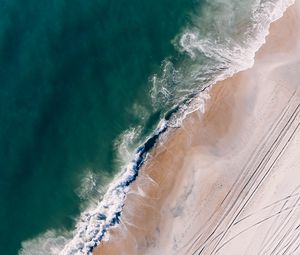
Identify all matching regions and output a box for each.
[19,0,295,254]
[151,0,295,126]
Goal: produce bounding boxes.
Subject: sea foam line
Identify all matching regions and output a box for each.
[151,0,296,128]
[58,121,168,255]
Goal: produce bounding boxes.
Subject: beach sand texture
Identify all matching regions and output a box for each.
[94,1,300,254]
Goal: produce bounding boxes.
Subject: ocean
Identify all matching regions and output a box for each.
[0,0,292,254]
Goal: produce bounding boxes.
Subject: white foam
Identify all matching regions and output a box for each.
[168,89,211,128]
[20,231,70,255]
[75,170,111,210]
[113,127,142,167]
[76,170,97,200]
[19,119,168,255]
[151,0,295,121]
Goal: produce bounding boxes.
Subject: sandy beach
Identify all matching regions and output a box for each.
[94,1,300,254]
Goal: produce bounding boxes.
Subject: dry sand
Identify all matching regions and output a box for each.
[94,1,300,254]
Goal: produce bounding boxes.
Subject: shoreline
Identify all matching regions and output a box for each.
[94,1,300,254]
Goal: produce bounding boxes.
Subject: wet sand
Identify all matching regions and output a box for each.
[94,1,300,254]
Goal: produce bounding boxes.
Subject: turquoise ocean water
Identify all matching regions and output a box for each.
[0,0,291,254]
[0,0,198,254]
